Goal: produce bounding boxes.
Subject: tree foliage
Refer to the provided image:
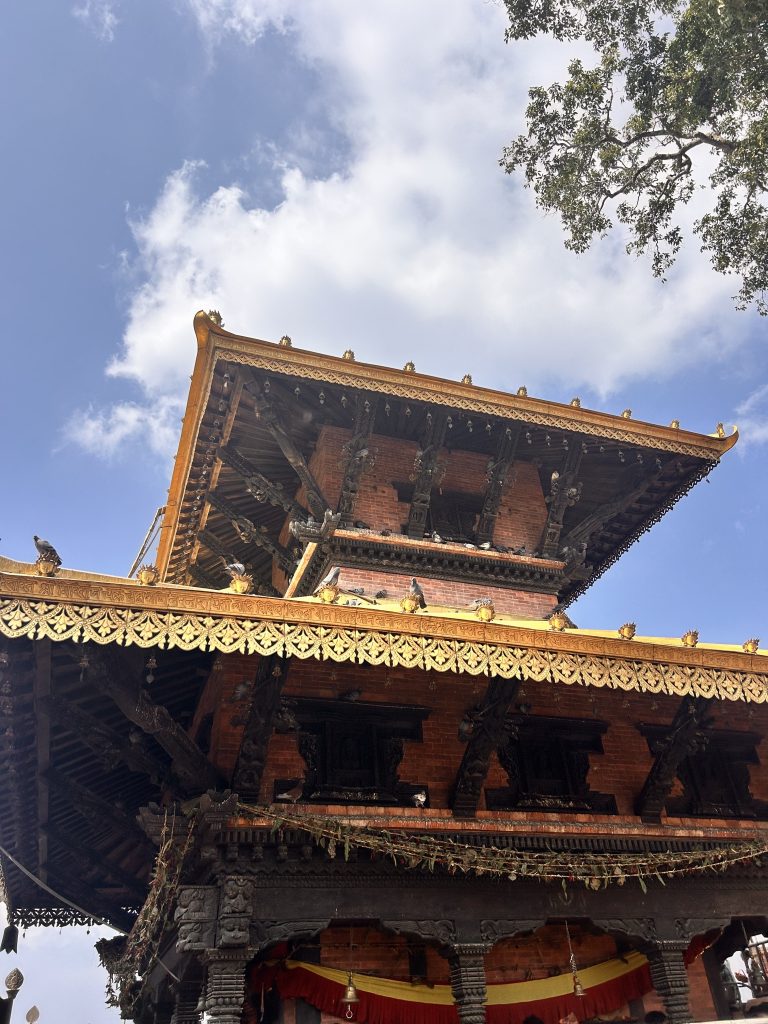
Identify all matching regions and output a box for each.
[501,0,768,313]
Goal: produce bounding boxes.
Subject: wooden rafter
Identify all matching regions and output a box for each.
[451,677,521,818]
[188,561,225,590]
[476,425,520,544]
[87,647,221,793]
[635,696,712,823]
[217,443,307,519]
[205,490,294,573]
[406,409,449,538]
[250,378,329,518]
[47,694,174,791]
[46,826,146,900]
[337,394,378,526]
[233,655,288,801]
[47,768,153,848]
[558,468,665,552]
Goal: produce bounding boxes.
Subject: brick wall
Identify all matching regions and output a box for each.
[204,651,768,825]
[300,425,548,551]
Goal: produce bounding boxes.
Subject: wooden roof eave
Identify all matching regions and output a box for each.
[1,562,766,704]
[158,311,738,583]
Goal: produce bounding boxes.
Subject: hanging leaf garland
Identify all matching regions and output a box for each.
[252,802,768,889]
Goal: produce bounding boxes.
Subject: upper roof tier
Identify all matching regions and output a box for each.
[156,311,737,604]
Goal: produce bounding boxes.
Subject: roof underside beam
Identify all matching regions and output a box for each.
[249,377,330,519]
[87,647,221,793]
[217,443,307,519]
[206,490,294,573]
[337,394,379,527]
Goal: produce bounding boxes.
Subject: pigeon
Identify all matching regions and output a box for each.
[411,790,427,807]
[353,520,371,529]
[223,558,247,579]
[276,780,305,803]
[381,529,392,537]
[314,566,341,594]
[33,535,61,565]
[345,599,361,607]
[467,597,492,611]
[339,688,362,702]
[430,531,443,543]
[347,587,365,595]
[463,542,477,550]
[374,590,388,599]
[409,578,427,610]
[478,541,492,550]
[512,546,527,556]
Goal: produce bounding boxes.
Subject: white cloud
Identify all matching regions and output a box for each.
[72,0,119,42]
[736,384,768,447]
[64,399,184,460]
[96,0,754,459]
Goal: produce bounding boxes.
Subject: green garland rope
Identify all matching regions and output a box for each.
[241,803,768,892]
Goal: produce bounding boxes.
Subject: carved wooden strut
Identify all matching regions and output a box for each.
[406,409,449,538]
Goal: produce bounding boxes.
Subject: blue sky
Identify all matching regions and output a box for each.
[2,1,767,1019]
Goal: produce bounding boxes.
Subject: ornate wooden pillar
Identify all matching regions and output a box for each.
[203,950,249,1024]
[647,942,693,1024]
[447,943,491,1024]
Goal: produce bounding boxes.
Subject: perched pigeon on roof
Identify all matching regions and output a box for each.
[33,536,61,565]
[314,566,341,594]
[409,578,427,610]
[275,780,305,803]
[223,558,247,578]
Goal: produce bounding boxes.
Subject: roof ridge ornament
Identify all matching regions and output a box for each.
[207,309,224,326]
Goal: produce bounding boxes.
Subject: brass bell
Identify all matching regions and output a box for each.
[341,973,359,1019]
[573,974,585,998]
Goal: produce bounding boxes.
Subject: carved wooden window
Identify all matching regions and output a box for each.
[642,727,765,819]
[486,715,616,813]
[274,698,429,806]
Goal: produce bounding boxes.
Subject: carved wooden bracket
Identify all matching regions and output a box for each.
[406,409,449,538]
[476,426,520,544]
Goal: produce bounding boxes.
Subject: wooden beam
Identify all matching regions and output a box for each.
[47,694,175,791]
[47,768,153,848]
[476,425,520,544]
[206,490,294,573]
[635,697,712,823]
[337,394,378,526]
[218,443,307,520]
[558,468,664,552]
[188,561,225,590]
[451,677,521,818]
[87,647,221,793]
[539,444,583,558]
[45,826,146,900]
[233,656,287,801]
[250,378,329,518]
[406,409,449,538]
[33,639,52,882]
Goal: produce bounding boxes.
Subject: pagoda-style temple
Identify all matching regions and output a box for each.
[2,311,767,1024]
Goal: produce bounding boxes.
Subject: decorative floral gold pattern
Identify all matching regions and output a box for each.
[1,592,767,702]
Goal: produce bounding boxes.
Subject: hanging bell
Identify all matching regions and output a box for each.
[572,974,585,998]
[0,924,18,954]
[341,973,359,1019]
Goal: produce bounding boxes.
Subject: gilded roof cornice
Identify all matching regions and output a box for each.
[1,564,765,703]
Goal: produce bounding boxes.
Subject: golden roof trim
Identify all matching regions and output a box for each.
[196,312,737,459]
[1,568,765,703]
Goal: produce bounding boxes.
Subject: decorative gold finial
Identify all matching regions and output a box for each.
[228,572,254,595]
[681,629,699,648]
[136,564,159,587]
[618,622,636,641]
[317,582,340,604]
[570,397,581,407]
[621,408,632,419]
[403,360,416,373]
[278,335,292,347]
[716,422,726,438]
[342,349,355,361]
[474,599,496,623]
[669,419,680,429]
[549,610,568,631]
[461,374,473,385]
[207,309,224,326]
[517,386,528,397]
[34,555,59,578]
[400,594,421,614]
[743,638,760,655]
